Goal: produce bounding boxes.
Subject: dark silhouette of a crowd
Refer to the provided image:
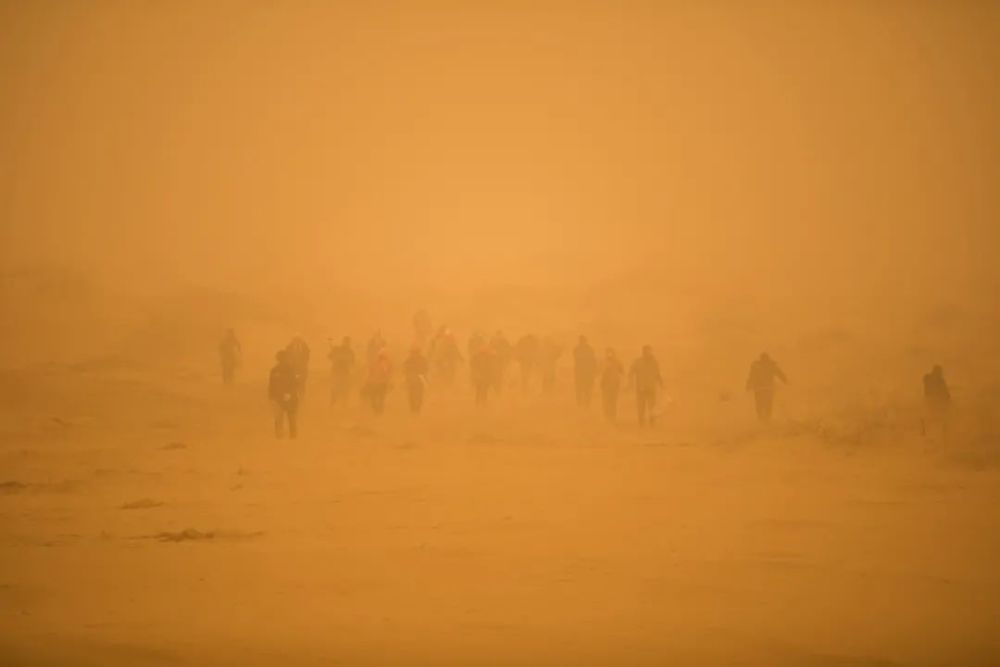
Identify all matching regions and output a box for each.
[219,315,952,440]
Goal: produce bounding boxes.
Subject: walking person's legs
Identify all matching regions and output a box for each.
[755,389,773,421]
[287,403,298,439]
[273,401,285,438]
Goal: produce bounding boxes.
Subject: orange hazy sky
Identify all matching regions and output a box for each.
[2,1,997,303]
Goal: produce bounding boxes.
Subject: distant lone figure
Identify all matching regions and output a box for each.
[746,352,787,422]
[219,329,241,385]
[269,350,300,438]
[629,345,663,427]
[922,364,951,437]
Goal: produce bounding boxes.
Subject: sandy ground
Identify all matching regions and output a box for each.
[1,363,999,667]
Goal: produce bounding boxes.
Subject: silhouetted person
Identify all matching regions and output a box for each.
[514,334,539,392]
[629,345,663,427]
[746,352,787,422]
[219,328,241,385]
[403,346,429,414]
[573,336,598,408]
[285,336,311,397]
[600,348,624,421]
[362,349,392,415]
[470,345,496,407]
[489,331,512,394]
[922,364,951,437]
[430,327,462,386]
[539,336,562,394]
[269,350,300,438]
[328,336,355,407]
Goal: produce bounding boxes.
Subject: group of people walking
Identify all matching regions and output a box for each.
[568,338,661,426]
[220,322,952,441]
